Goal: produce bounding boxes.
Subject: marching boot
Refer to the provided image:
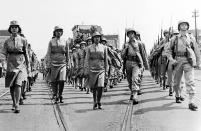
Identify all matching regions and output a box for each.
[169,91,173,96]
[60,96,64,103]
[137,90,142,95]
[133,91,139,105]
[130,94,133,100]
[19,98,24,105]
[92,89,97,110]
[97,103,102,109]
[58,81,64,103]
[55,97,59,104]
[97,88,103,109]
[93,103,97,110]
[14,104,20,113]
[180,96,185,101]
[175,97,181,103]
[189,103,198,111]
[133,99,139,105]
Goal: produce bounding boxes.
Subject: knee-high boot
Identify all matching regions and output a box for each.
[92,88,97,109]
[58,81,64,103]
[97,87,103,109]
[52,82,58,102]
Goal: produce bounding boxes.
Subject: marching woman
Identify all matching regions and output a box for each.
[46,26,69,103]
[0,21,30,113]
[84,32,108,110]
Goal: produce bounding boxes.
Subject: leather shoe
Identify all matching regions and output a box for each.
[93,103,97,110]
[97,103,102,109]
[180,96,185,101]
[176,97,181,103]
[189,103,198,111]
[137,90,142,95]
[130,94,133,100]
[133,99,139,105]
[169,91,173,96]
[60,97,64,103]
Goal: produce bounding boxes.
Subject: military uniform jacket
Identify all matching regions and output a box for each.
[122,40,149,69]
[1,35,30,87]
[166,33,201,66]
[84,43,108,88]
[46,37,69,81]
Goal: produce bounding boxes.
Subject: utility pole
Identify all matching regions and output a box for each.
[192,9,199,43]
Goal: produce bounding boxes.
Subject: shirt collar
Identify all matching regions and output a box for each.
[10,34,20,40]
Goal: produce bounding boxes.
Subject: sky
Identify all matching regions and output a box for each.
[0,0,201,59]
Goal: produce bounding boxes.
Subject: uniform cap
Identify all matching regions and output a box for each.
[72,47,76,51]
[92,32,102,37]
[10,20,20,26]
[86,36,92,41]
[101,37,107,42]
[8,20,21,33]
[80,41,86,45]
[54,26,63,32]
[75,44,80,48]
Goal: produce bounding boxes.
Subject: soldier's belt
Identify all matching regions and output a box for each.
[127,55,137,61]
[176,52,187,57]
[8,51,24,54]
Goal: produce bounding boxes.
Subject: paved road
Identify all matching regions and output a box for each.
[0,70,201,131]
[0,77,60,131]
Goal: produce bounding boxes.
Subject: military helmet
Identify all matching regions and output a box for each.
[178,20,189,30]
[163,30,169,34]
[126,28,136,37]
[8,20,22,33]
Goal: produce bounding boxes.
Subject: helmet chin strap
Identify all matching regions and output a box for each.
[179,30,188,36]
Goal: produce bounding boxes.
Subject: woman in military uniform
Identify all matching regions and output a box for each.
[77,41,86,91]
[84,32,108,110]
[1,21,30,113]
[46,26,69,103]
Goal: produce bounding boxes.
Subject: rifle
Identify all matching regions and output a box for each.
[122,29,127,77]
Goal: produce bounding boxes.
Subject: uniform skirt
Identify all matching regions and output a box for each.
[88,70,105,89]
[5,68,27,88]
[50,65,66,82]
